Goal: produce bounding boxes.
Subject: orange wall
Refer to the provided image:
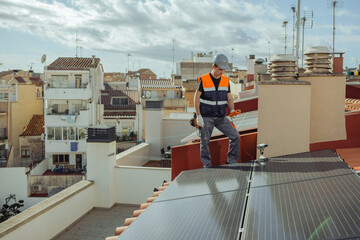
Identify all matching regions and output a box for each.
[171,132,257,180]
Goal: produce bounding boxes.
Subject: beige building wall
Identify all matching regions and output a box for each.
[299,75,346,143]
[257,81,311,157]
[10,84,43,161]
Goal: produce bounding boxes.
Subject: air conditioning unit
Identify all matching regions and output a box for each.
[32,184,42,192]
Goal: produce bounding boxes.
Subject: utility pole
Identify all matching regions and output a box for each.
[332,1,337,57]
[231,48,234,69]
[172,39,175,74]
[296,0,301,70]
[283,20,288,54]
[291,6,296,55]
[127,54,131,73]
[268,41,271,61]
[300,11,313,68]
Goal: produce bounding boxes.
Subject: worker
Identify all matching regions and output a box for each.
[194,54,240,168]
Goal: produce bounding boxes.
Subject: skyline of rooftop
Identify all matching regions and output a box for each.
[0,0,359,78]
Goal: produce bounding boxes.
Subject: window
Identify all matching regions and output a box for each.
[53,154,69,164]
[0,92,8,100]
[21,147,30,158]
[112,97,128,105]
[75,75,82,88]
[55,127,62,140]
[68,127,77,140]
[52,75,68,88]
[47,127,55,140]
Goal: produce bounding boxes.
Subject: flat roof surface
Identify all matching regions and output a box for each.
[53,204,138,240]
[117,149,360,240]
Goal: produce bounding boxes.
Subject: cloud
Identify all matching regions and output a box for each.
[0,0,285,61]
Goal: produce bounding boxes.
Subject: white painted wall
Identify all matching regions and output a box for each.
[30,159,48,176]
[115,166,171,204]
[0,181,95,240]
[0,168,45,209]
[87,141,116,208]
[145,109,163,157]
[45,140,86,153]
[163,119,194,147]
[116,143,150,166]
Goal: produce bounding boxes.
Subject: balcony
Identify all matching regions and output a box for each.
[44,86,92,100]
[45,109,91,126]
[45,140,87,153]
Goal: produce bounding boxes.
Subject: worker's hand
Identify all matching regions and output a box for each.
[226,110,235,123]
[196,115,204,128]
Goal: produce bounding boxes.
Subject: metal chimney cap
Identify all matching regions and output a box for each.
[255,58,265,64]
[270,54,296,62]
[304,46,331,55]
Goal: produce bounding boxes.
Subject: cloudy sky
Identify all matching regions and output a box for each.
[0,0,359,77]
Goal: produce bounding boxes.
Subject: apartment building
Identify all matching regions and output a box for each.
[43,56,103,170]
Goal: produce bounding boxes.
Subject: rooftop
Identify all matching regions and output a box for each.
[20,115,44,136]
[47,57,100,71]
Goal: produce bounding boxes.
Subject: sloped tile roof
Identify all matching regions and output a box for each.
[0,70,13,78]
[20,115,44,136]
[47,57,100,70]
[345,98,360,112]
[101,83,137,111]
[336,148,360,173]
[15,76,26,83]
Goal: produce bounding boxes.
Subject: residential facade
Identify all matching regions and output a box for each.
[43,56,104,170]
[101,83,142,143]
[0,71,44,167]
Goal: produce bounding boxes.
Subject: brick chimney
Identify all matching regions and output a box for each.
[331,53,344,74]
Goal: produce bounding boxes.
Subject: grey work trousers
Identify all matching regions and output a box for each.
[200,117,240,168]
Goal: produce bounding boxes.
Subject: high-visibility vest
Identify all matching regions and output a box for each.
[197,73,229,117]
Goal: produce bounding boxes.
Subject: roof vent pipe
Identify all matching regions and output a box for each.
[304,46,331,74]
[269,54,297,81]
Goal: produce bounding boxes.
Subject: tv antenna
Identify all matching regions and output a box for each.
[282,20,289,54]
[300,10,314,67]
[172,39,175,74]
[75,30,82,57]
[291,5,296,55]
[328,1,343,59]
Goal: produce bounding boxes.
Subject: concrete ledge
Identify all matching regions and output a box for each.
[259,80,311,85]
[300,73,345,77]
[0,180,94,238]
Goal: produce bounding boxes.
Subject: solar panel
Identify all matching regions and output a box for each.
[251,149,353,188]
[155,162,252,202]
[180,110,258,143]
[118,190,247,240]
[116,149,360,240]
[242,174,360,240]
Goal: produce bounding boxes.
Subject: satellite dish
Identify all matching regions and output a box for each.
[41,54,47,64]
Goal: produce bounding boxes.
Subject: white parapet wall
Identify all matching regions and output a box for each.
[0,180,95,240]
[116,142,151,166]
[0,167,45,209]
[30,159,48,176]
[115,166,171,204]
